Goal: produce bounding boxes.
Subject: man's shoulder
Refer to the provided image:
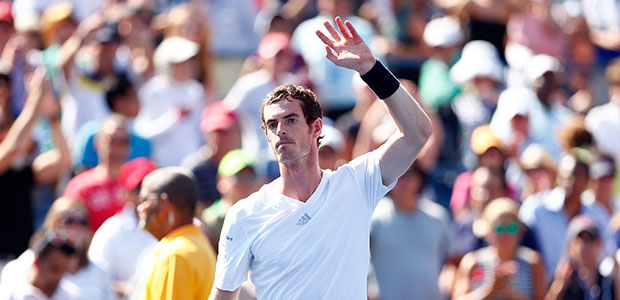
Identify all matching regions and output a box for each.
[65,168,103,193]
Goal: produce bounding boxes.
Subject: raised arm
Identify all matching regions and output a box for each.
[316,17,432,186]
[0,68,46,174]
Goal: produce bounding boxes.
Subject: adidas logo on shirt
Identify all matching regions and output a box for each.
[296,213,312,226]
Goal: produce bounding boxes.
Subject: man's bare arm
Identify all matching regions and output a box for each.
[316,17,432,186]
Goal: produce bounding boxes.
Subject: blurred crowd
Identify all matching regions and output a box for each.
[0,0,618,299]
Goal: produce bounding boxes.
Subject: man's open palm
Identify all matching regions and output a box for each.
[315,17,376,75]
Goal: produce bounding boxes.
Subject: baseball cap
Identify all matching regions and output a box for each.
[120,157,157,191]
[218,149,255,177]
[450,40,504,84]
[473,197,520,238]
[257,32,292,59]
[14,12,41,33]
[471,124,503,155]
[153,36,199,70]
[566,214,600,241]
[524,54,561,85]
[423,16,463,48]
[589,157,615,180]
[200,102,239,133]
[0,1,12,24]
[520,144,556,172]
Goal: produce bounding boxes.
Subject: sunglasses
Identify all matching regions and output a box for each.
[577,231,600,243]
[60,215,88,227]
[35,230,77,256]
[493,221,520,236]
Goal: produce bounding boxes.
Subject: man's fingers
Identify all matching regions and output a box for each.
[324,46,338,64]
[316,30,337,51]
[345,20,360,38]
[323,21,341,42]
[335,17,352,39]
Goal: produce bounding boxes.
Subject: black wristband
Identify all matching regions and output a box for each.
[360,60,400,99]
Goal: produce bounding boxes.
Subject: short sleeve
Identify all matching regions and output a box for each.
[344,150,396,213]
[213,204,253,291]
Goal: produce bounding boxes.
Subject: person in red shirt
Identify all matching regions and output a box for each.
[64,114,129,230]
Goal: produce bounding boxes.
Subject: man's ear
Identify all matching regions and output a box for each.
[157,193,171,217]
[312,118,323,139]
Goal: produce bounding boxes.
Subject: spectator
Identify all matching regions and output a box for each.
[519,144,557,200]
[453,166,510,256]
[450,40,505,170]
[546,214,619,299]
[2,197,117,299]
[137,167,216,300]
[0,229,78,300]
[370,163,457,300]
[154,3,216,102]
[201,149,262,252]
[57,14,123,148]
[491,54,572,159]
[583,156,618,219]
[519,153,616,274]
[450,125,516,217]
[453,197,546,299]
[0,68,70,269]
[182,102,242,208]
[134,36,204,167]
[224,32,300,154]
[419,15,463,110]
[585,58,620,170]
[73,74,151,172]
[88,157,158,298]
[64,114,130,231]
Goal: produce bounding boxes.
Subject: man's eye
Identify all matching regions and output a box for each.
[287,118,297,124]
[267,123,277,130]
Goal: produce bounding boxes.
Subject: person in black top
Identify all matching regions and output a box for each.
[0,68,70,267]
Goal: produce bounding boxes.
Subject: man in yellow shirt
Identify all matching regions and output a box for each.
[137,167,217,300]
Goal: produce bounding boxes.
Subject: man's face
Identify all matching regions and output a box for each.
[263,98,319,163]
[36,249,71,295]
[97,124,130,164]
[114,88,140,118]
[136,184,161,238]
[208,126,241,156]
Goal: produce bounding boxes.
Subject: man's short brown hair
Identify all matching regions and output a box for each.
[261,84,323,146]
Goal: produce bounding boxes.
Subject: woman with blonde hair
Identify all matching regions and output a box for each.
[453,198,546,300]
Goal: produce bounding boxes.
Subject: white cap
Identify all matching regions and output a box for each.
[154,36,200,71]
[320,124,344,152]
[497,88,532,121]
[423,16,463,48]
[524,54,561,85]
[14,11,41,33]
[450,40,504,84]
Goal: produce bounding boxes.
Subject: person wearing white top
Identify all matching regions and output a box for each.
[0,230,79,300]
[88,206,158,290]
[209,17,432,300]
[134,37,205,167]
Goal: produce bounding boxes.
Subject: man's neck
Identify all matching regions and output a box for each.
[277,157,322,203]
[564,194,582,220]
[29,270,54,298]
[96,163,121,179]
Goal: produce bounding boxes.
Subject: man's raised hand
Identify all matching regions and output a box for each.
[315,16,376,75]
